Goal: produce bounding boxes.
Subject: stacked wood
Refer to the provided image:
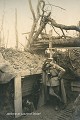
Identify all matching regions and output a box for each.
[40,36,80,47]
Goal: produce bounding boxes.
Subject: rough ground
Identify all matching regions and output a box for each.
[0,102,74,120]
[18,104,73,120]
[0,47,45,75]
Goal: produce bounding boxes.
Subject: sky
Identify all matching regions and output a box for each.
[0,0,80,49]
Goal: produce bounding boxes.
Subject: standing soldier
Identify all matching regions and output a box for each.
[42,58,67,110]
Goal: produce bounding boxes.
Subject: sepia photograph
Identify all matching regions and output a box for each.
[0,0,80,120]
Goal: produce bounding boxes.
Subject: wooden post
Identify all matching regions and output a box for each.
[49,30,53,58]
[38,72,46,107]
[38,71,47,108]
[43,71,48,103]
[79,21,80,37]
[14,75,22,118]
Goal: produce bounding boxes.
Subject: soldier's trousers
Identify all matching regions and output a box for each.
[47,86,61,106]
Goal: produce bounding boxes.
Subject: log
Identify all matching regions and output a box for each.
[52,38,80,47]
[40,34,80,47]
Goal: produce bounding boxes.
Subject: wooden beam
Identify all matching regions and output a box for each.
[79,21,80,37]
[38,71,47,105]
[47,47,80,49]
[49,30,53,58]
[14,75,22,118]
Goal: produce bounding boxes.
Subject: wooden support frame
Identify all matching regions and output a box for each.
[49,30,53,58]
[47,47,80,50]
[79,21,80,37]
[14,75,22,118]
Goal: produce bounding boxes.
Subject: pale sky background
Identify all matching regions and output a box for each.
[0,0,80,49]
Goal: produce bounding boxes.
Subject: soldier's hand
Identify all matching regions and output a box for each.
[58,76,61,80]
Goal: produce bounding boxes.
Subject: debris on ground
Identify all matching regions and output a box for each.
[0,47,45,76]
[16,103,73,120]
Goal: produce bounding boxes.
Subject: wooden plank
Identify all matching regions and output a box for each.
[71,86,80,92]
[22,79,35,96]
[49,30,53,58]
[79,21,80,37]
[38,71,47,107]
[71,81,80,87]
[48,47,80,49]
[14,75,22,118]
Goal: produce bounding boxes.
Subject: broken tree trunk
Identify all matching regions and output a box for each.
[37,37,80,47]
[15,8,18,50]
[52,38,80,47]
[25,0,43,51]
[25,12,51,51]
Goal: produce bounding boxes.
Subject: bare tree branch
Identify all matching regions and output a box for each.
[45,4,66,11]
[18,41,25,48]
[41,32,72,39]
[46,0,66,11]
[28,0,36,21]
[60,28,66,39]
[0,0,5,47]
[50,25,60,36]
[47,17,80,32]
[36,0,41,18]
